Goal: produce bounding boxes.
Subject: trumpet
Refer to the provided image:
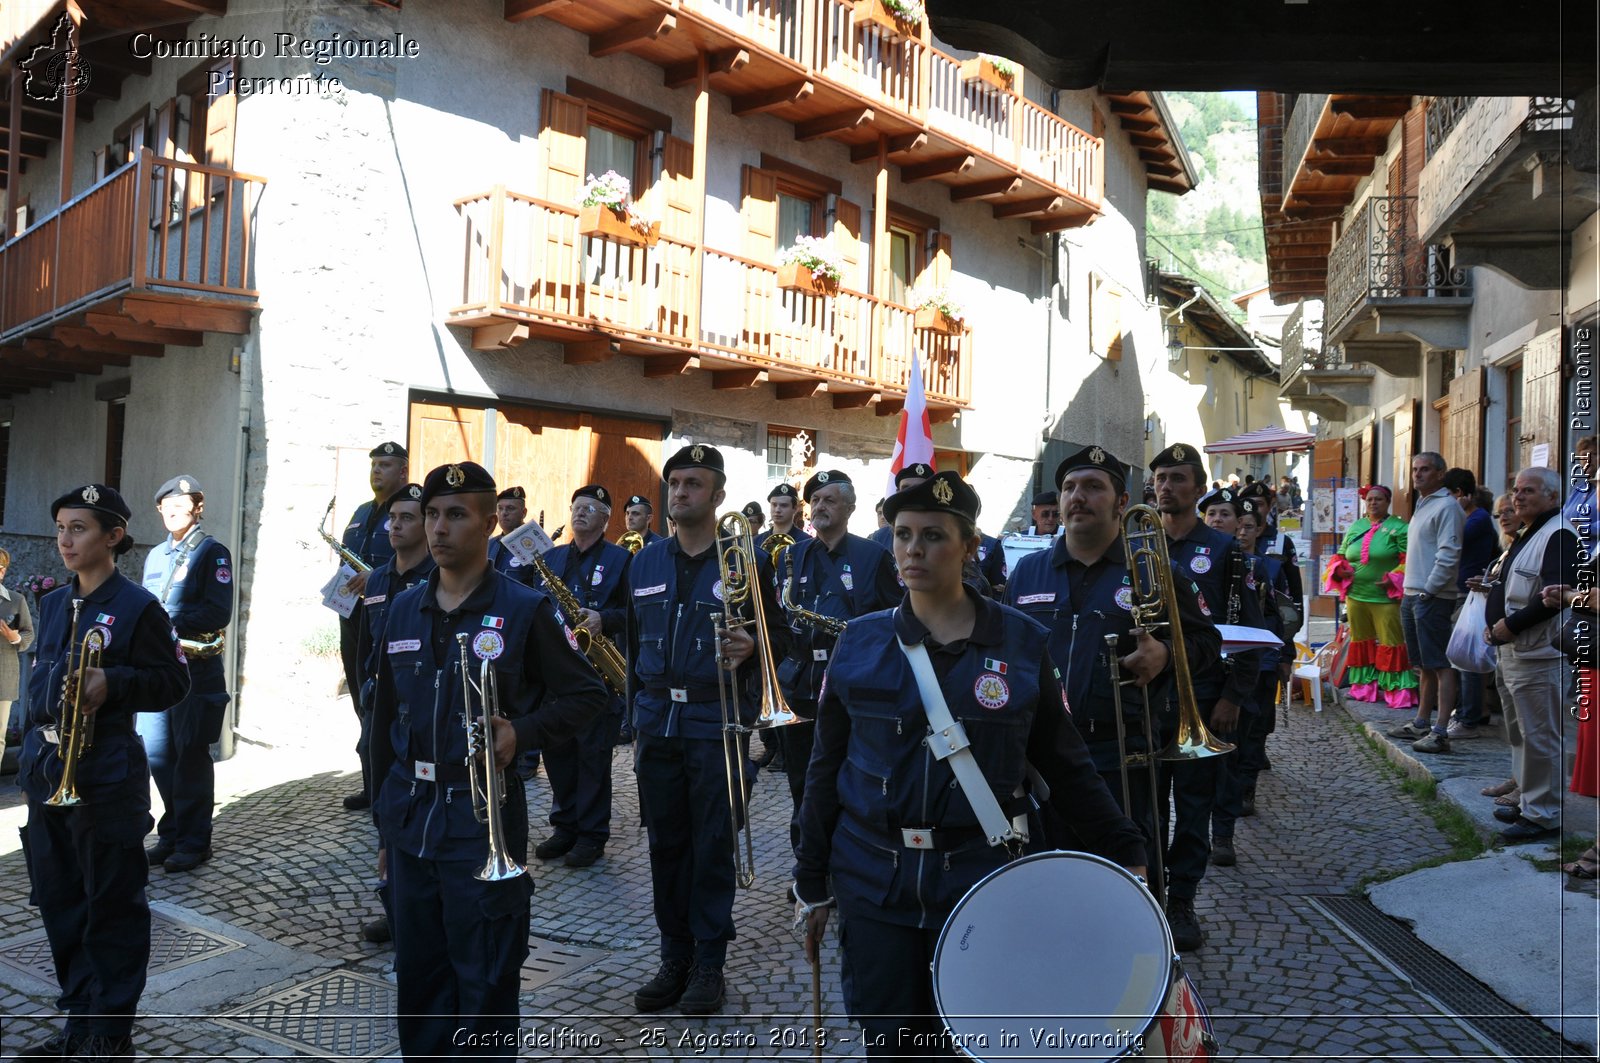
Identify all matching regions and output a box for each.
[46,600,105,807]
[319,498,373,576]
[455,632,528,883]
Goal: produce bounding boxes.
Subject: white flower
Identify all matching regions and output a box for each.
[578,170,631,210]
[778,235,845,284]
[883,0,926,22]
[913,286,965,321]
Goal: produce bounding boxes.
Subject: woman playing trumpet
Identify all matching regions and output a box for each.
[16,484,190,1061]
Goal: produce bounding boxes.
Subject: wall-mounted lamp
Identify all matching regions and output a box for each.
[1166,326,1185,363]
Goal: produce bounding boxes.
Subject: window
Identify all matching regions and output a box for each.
[585,123,641,186]
[777,192,816,250]
[104,400,127,491]
[887,227,916,305]
[765,426,816,482]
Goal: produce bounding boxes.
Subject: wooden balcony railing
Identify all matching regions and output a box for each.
[455,186,969,406]
[0,150,264,339]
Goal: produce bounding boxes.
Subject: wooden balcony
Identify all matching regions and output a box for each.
[0,150,265,396]
[507,0,1105,231]
[453,186,969,411]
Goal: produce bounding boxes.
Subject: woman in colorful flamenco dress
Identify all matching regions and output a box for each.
[1326,485,1416,708]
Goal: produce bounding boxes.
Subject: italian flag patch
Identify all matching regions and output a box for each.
[983,658,1007,674]
[482,615,504,629]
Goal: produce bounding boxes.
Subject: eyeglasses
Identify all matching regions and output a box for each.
[571,503,607,518]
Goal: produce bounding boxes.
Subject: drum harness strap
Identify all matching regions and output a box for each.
[899,640,1038,859]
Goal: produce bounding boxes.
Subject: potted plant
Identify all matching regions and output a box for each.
[576,170,660,248]
[24,573,61,606]
[852,0,925,41]
[912,287,967,334]
[776,236,844,296]
[960,54,1015,92]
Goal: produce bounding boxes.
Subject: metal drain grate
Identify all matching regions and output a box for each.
[213,970,398,1058]
[522,936,609,992]
[0,914,244,983]
[1311,895,1590,1061]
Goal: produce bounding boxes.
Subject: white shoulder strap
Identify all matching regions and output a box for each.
[898,638,1027,847]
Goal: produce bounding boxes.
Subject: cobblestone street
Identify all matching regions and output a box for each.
[0,688,1593,1059]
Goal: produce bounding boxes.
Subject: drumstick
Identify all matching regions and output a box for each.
[812,951,823,1063]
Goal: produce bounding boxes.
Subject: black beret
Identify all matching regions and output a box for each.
[768,483,798,502]
[1239,498,1261,519]
[625,494,652,510]
[1030,491,1059,508]
[1054,445,1128,491]
[883,470,980,525]
[496,486,526,502]
[662,443,725,481]
[572,484,612,507]
[802,469,851,502]
[1198,487,1243,516]
[153,473,203,504]
[741,502,764,520]
[1239,481,1271,499]
[419,461,495,508]
[894,462,935,488]
[390,483,425,507]
[1149,442,1204,472]
[52,483,132,526]
[369,441,407,460]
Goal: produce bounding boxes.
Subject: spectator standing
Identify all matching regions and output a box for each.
[1443,469,1498,738]
[0,548,35,764]
[1332,485,1415,707]
[1388,453,1463,753]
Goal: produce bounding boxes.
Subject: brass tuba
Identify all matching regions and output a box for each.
[46,599,105,807]
[618,530,646,555]
[455,633,528,883]
[760,531,795,568]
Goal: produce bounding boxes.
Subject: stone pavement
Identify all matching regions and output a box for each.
[0,684,1593,1060]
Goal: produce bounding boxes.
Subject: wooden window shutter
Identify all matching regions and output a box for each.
[1090,272,1123,359]
[155,99,176,160]
[1446,366,1484,475]
[931,232,952,288]
[659,135,696,244]
[1359,423,1376,484]
[1401,103,1425,200]
[204,60,237,171]
[541,89,589,206]
[1524,328,1564,469]
[742,165,778,260]
[1391,401,1416,518]
[832,197,862,290]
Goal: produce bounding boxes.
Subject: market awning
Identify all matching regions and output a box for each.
[1203,426,1316,455]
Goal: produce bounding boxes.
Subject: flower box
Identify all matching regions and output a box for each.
[776,260,841,297]
[959,56,1013,93]
[852,0,924,41]
[914,305,966,334]
[577,204,659,248]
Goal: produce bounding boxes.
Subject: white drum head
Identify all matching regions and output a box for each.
[933,851,1173,1063]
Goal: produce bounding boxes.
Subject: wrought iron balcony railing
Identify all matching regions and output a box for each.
[1281,92,1328,192]
[1325,196,1467,336]
[1279,299,1326,385]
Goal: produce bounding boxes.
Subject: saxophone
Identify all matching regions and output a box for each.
[781,546,846,636]
[527,552,628,695]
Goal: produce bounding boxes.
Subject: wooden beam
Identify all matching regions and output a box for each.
[664,48,747,88]
[505,0,573,21]
[1284,191,1352,206]
[563,339,615,364]
[732,80,812,117]
[471,322,527,350]
[1031,211,1094,233]
[18,341,122,371]
[875,399,904,417]
[993,195,1062,219]
[712,368,761,390]
[775,380,821,401]
[590,12,675,59]
[1310,136,1388,156]
[1279,206,1346,221]
[643,354,693,377]
[831,390,877,410]
[1107,99,1150,117]
[1330,97,1411,120]
[121,298,255,335]
[50,327,161,359]
[851,132,925,162]
[82,312,203,346]
[949,176,1021,202]
[1303,158,1377,176]
[929,408,959,424]
[901,154,974,183]
[795,108,873,142]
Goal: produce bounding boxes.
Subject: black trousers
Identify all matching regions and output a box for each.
[545,706,619,844]
[338,614,369,798]
[1159,695,1236,901]
[779,714,817,852]
[836,910,958,1063]
[140,692,227,852]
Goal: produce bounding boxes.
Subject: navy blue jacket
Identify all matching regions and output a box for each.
[1006,536,1220,769]
[1166,520,1263,704]
[869,525,893,552]
[1251,552,1292,672]
[539,537,632,639]
[357,553,438,701]
[977,534,1007,588]
[794,591,1146,926]
[369,567,608,860]
[776,532,901,703]
[142,526,232,699]
[342,498,397,572]
[19,573,190,806]
[487,536,536,586]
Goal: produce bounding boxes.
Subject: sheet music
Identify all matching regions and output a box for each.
[320,563,361,618]
[504,521,557,563]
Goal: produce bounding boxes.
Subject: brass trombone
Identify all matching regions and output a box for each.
[455,632,528,882]
[713,510,801,888]
[46,600,105,807]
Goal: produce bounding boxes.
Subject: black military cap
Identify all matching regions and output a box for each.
[420,461,495,508]
[369,441,407,460]
[1239,480,1272,500]
[883,470,981,525]
[662,443,725,481]
[1198,486,1243,516]
[1239,498,1261,519]
[391,483,424,507]
[52,483,132,526]
[768,483,799,502]
[153,473,203,504]
[573,484,612,507]
[1031,490,1059,508]
[496,486,526,502]
[625,494,652,511]
[894,462,935,488]
[741,501,765,521]
[1148,442,1204,473]
[802,469,851,502]
[1054,445,1128,491]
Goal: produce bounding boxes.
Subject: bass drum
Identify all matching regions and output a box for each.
[932,851,1215,1062]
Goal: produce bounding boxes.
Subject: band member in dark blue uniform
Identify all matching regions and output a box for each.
[776,470,900,851]
[625,494,664,547]
[1006,446,1219,872]
[1149,445,1264,951]
[757,482,810,553]
[869,463,935,552]
[339,441,407,812]
[17,485,190,1062]
[533,484,631,868]
[1241,480,1303,606]
[795,471,1147,1060]
[1227,499,1295,827]
[1029,490,1061,536]
[138,475,233,874]
[369,462,607,1060]
[628,444,787,1015]
[488,485,535,585]
[975,531,1007,594]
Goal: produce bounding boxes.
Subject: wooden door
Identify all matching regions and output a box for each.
[1446,366,1485,475]
[1523,328,1564,470]
[409,401,488,470]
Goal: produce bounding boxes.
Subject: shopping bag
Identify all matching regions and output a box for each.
[1446,591,1496,673]
[1322,625,1351,687]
